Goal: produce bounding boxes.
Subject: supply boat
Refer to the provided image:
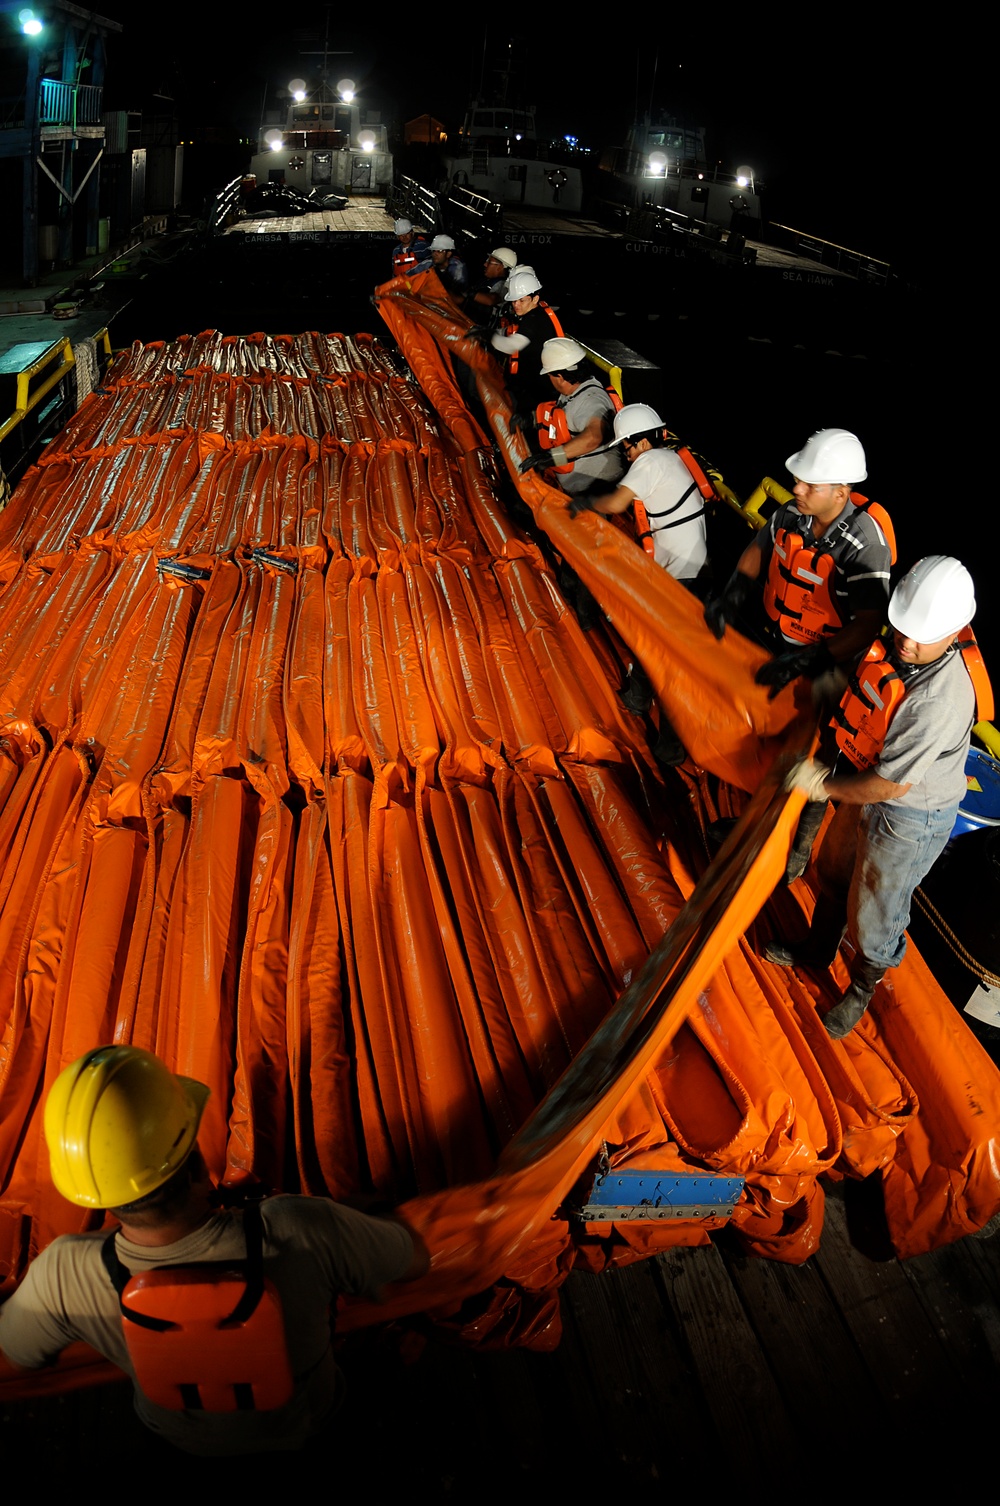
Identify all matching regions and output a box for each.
[250,77,391,200]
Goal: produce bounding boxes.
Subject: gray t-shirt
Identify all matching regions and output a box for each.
[0,1196,414,1455]
[878,644,975,811]
[556,379,625,495]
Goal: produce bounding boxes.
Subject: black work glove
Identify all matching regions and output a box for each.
[567,493,600,518]
[755,642,834,699]
[509,408,535,435]
[704,571,752,640]
[463,324,490,344]
[519,450,550,474]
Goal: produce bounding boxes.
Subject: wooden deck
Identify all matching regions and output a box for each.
[225,198,393,237]
[3,1182,996,1478]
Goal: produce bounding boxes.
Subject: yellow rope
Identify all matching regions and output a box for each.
[912,887,1000,990]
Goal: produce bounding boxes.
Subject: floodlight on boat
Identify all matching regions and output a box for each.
[264,129,283,151]
[289,77,307,96]
[737,165,755,190]
[648,151,667,174]
[292,90,306,103]
[338,78,356,102]
[20,8,42,33]
[359,131,376,152]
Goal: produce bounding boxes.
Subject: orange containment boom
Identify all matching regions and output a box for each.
[1,297,999,1397]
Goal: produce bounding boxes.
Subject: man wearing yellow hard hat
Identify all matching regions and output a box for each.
[0,1045,427,1455]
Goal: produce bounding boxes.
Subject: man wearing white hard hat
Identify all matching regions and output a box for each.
[390,217,430,275]
[570,402,710,584]
[466,246,518,320]
[491,267,564,409]
[705,429,892,692]
[426,233,468,294]
[519,338,624,497]
[560,401,710,764]
[771,556,992,1038]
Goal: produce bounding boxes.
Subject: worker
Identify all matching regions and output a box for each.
[390,217,430,275]
[426,234,468,296]
[704,428,892,878]
[519,337,625,498]
[490,268,564,411]
[704,429,891,687]
[571,402,709,588]
[771,557,990,1038]
[466,246,518,321]
[0,1046,428,1455]
[566,403,711,765]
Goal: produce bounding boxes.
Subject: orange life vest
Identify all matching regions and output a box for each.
[534,383,623,473]
[506,302,564,375]
[763,495,895,646]
[632,446,716,560]
[392,238,427,274]
[101,1200,294,1413]
[831,627,993,772]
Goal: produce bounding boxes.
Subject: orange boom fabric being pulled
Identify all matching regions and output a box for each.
[0,294,998,1397]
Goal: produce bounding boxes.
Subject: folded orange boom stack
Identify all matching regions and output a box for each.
[0,279,996,1393]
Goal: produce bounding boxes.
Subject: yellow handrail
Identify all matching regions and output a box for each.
[0,337,75,444]
[740,475,793,528]
[0,328,112,445]
[974,722,1000,759]
[576,341,623,402]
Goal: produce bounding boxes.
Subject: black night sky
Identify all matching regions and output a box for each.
[98,9,914,267]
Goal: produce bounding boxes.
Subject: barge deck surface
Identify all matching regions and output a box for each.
[2,1181,997,1481]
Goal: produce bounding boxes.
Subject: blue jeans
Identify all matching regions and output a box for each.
[847,802,957,973]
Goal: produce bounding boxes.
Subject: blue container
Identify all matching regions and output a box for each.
[952,746,1000,838]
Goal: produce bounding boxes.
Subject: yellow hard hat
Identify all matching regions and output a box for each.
[44,1046,210,1209]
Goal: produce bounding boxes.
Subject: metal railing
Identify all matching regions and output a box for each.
[386,173,442,235]
[39,79,103,130]
[207,176,245,235]
[0,93,26,130]
[446,183,503,246]
[767,222,892,286]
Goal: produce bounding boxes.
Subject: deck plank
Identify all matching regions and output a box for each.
[811,1184,969,1418]
[562,1259,715,1478]
[653,1241,801,1462]
[715,1232,881,1424]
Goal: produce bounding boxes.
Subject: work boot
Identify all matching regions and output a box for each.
[764,893,846,970]
[823,962,885,1039]
[620,663,653,715]
[784,799,828,884]
[764,939,833,968]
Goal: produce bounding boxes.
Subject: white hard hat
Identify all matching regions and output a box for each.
[614,403,664,442]
[888,556,976,641]
[540,337,587,374]
[430,234,455,251]
[785,429,867,484]
[507,269,542,299]
[489,247,517,269]
[394,218,412,235]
